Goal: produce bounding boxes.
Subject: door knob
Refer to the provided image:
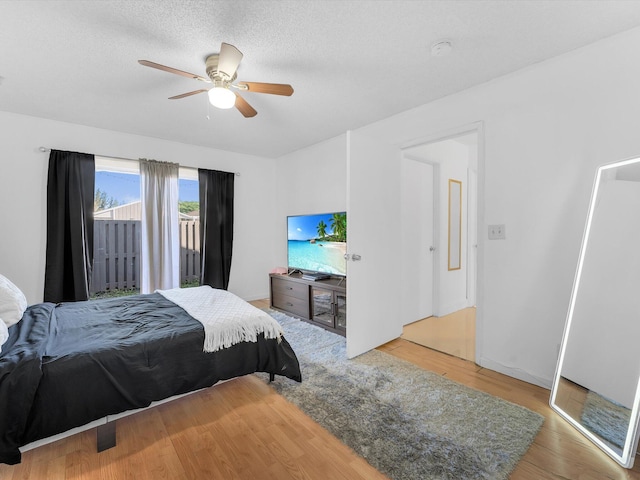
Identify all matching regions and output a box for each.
[351,254,362,261]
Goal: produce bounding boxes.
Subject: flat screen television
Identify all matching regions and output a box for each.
[287,212,347,276]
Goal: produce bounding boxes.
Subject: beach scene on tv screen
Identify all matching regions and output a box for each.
[288,212,347,276]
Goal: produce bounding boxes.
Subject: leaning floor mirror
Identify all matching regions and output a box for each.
[551,156,640,468]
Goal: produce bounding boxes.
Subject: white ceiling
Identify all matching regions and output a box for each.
[2,1,640,158]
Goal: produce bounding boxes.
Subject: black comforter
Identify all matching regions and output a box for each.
[0,293,301,464]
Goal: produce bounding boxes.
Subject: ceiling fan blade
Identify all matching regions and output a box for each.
[169,89,208,100]
[218,43,243,79]
[138,60,210,83]
[238,82,294,96]
[234,92,257,118]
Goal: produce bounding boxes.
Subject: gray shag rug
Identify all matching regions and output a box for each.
[257,310,544,480]
[581,390,631,450]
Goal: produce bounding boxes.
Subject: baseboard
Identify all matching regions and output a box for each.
[241,291,270,302]
[436,300,470,317]
[477,356,553,390]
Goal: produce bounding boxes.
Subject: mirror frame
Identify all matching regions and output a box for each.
[550,156,640,468]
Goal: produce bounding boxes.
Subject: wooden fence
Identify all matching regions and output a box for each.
[179,220,200,285]
[90,220,200,294]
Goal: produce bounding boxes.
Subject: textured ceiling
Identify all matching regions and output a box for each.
[1,1,640,158]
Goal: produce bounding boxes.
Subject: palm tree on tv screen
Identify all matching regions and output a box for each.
[316,220,327,239]
[330,213,346,242]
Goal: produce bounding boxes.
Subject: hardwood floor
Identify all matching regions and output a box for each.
[2,299,639,479]
[401,307,476,361]
[379,339,640,480]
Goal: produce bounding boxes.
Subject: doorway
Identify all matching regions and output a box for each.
[399,130,479,361]
[400,158,436,322]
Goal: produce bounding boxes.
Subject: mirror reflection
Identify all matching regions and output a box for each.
[551,158,640,468]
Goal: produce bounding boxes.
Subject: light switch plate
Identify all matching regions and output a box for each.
[488,224,506,240]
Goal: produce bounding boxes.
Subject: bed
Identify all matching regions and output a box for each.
[0,279,302,465]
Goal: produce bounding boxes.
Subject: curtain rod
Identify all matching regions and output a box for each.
[38,147,241,176]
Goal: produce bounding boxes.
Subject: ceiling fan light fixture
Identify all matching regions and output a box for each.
[139,42,292,118]
[208,86,235,109]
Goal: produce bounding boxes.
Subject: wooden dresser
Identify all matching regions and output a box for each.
[270,273,346,336]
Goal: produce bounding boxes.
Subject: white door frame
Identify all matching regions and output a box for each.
[467,168,478,307]
[399,122,485,363]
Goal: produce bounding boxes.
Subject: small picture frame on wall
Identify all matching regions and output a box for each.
[448,179,462,271]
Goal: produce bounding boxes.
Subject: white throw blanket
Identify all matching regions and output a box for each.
[156,286,283,353]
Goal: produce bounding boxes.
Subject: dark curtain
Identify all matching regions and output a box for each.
[198,169,234,290]
[44,150,95,303]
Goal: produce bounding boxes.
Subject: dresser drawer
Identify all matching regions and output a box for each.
[271,277,308,300]
[272,292,309,319]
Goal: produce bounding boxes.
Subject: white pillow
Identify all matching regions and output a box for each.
[0,274,27,328]
[0,320,8,353]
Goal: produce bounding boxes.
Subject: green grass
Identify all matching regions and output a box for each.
[90,287,140,300]
[90,279,201,300]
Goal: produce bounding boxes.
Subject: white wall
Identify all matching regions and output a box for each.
[355,26,640,387]
[274,134,348,267]
[0,111,277,303]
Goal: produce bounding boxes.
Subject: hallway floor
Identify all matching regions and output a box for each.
[401,307,476,361]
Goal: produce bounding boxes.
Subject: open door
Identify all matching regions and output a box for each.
[346,130,402,358]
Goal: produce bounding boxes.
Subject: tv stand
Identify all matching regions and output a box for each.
[270,273,346,336]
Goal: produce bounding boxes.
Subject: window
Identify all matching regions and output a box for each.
[91,157,200,298]
[178,168,200,288]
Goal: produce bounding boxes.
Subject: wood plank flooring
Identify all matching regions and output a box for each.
[401,307,476,361]
[378,339,640,480]
[1,298,639,479]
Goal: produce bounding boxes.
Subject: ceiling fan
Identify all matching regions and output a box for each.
[138,42,294,118]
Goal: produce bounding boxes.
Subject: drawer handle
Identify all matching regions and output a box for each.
[286,302,293,307]
[287,287,293,290]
